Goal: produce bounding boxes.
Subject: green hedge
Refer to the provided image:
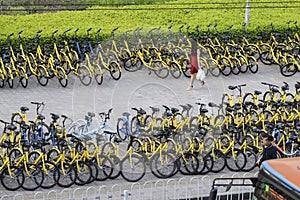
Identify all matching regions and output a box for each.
[0,0,299,46]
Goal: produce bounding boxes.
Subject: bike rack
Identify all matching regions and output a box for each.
[130,182,141,200]
[178,177,189,200]
[109,183,122,199]
[47,189,58,200]
[13,194,24,200]
[84,186,97,200]
[59,188,72,200]
[34,191,45,200]
[189,176,201,199]
[142,180,154,200]
[154,179,165,200]
[166,178,176,200]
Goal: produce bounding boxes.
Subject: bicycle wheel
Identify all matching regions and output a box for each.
[94,65,104,85]
[241,149,257,172]
[225,148,247,172]
[101,141,115,155]
[181,58,191,78]
[120,153,146,182]
[231,58,241,75]
[11,113,23,124]
[199,153,214,175]
[237,56,248,73]
[56,162,77,188]
[280,63,297,77]
[1,166,24,191]
[153,61,169,79]
[210,149,226,173]
[22,163,44,191]
[7,77,14,88]
[36,67,49,86]
[150,152,177,178]
[170,62,181,79]
[74,161,92,186]
[248,56,259,73]
[109,155,121,179]
[177,152,199,175]
[109,61,122,80]
[116,118,129,141]
[78,66,92,86]
[19,68,28,88]
[207,59,221,77]
[28,151,42,164]
[94,154,113,181]
[219,57,232,76]
[57,67,68,88]
[39,160,58,189]
[9,148,23,165]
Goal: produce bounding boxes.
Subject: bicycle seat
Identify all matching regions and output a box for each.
[37,114,45,120]
[50,113,60,121]
[20,106,29,112]
[88,112,96,117]
[225,107,235,112]
[7,124,17,131]
[171,108,179,114]
[122,112,131,117]
[149,106,159,113]
[200,108,209,113]
[228,85,237,90]
[254,90,262,95]
[138,108,146,115]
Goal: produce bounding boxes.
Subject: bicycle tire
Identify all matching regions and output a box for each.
[0,78,4,88]
[36,66,49,86]
[150,152,177,179]
[56,162,77,188]
[181,58,191,78]
[210,149,226,173]
[101,141,115,155]
[237,56,248,73]
[153,61,169,79]
[231,58,241,75]
[74,161,92,186]
[225,148,247,172]
[208,59,221,77]
[11,112,23,124]
[19,67,28,88]
[116,118,129,141]
[248,56,259,73]
[78,65,92,86]
[22,163,44,191]
[199,153,214,175]
[7,77,14,88]
[1,166,24,191]
[241,149,257,172]
[86,159,98,184]
[260,51,273,65]
[177,152,199,175]
[39,160,58,189]
[109,61,122,80]
[219,57,232,76]
[120,153,146,182]
[94,154,114,181]
[170,62,181,79]
[280,63,297,77]
[94,73,103,85]
[9,148,23,165]
[109,155,121,179]
[57,67,68,88]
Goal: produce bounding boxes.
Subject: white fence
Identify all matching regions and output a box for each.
[0,172,258,200]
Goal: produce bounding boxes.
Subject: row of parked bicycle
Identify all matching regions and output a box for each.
[1,22,300,89]
[1,80,300,190]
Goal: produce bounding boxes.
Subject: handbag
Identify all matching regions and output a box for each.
[196,68,205,81]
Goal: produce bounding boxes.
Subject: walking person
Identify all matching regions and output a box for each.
[186,39,204,90]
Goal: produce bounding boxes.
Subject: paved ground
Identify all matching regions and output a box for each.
[0,61,299,199]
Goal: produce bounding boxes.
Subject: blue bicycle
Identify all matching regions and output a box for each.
[67,108,120,144]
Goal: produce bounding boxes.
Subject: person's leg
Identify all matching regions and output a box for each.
[190,73,196,87]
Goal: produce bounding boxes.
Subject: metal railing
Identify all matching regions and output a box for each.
[0,172,258,200]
